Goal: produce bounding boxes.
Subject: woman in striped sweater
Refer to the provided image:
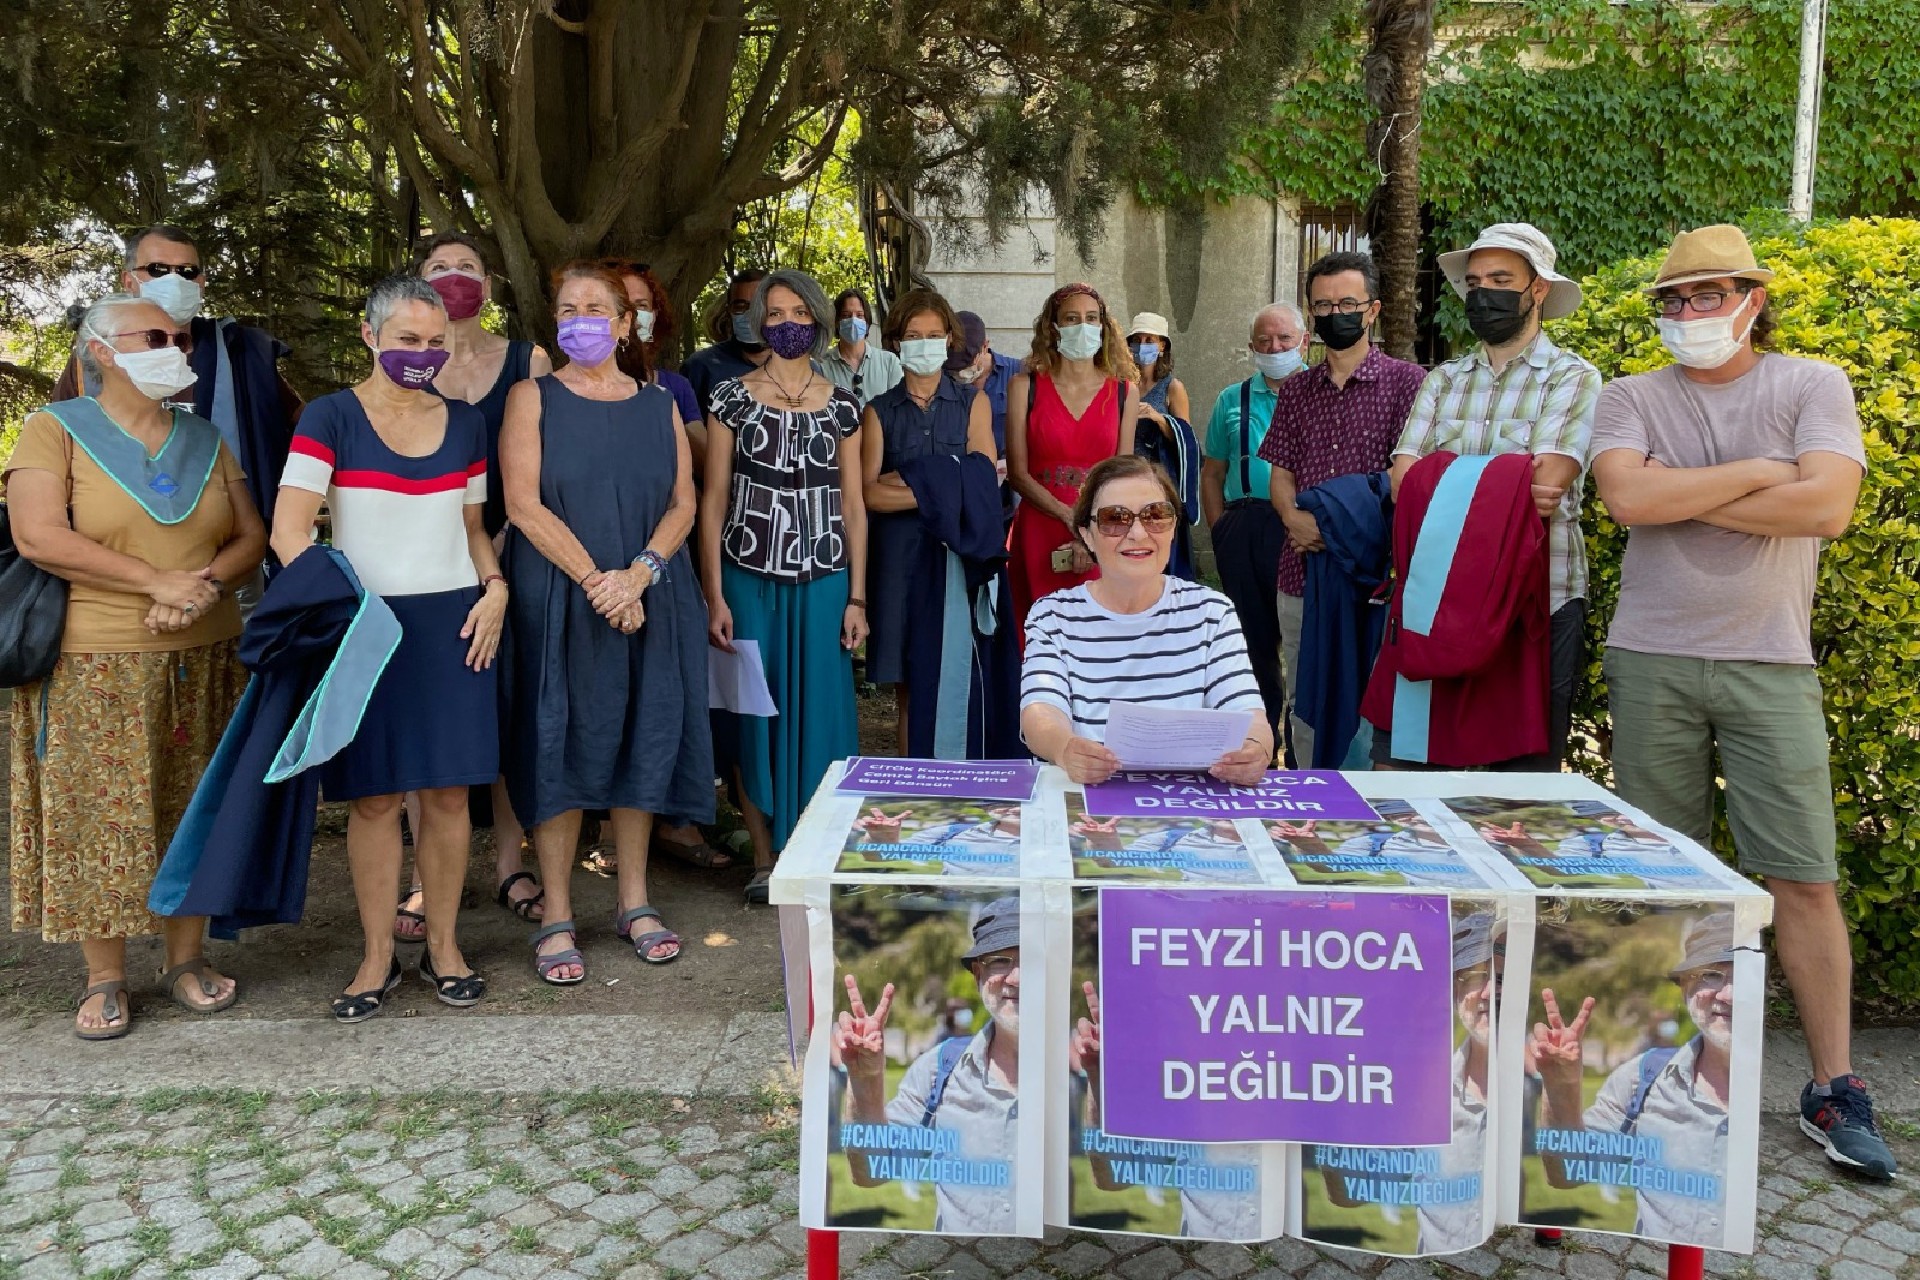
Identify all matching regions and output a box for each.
[1020,455,1274,786]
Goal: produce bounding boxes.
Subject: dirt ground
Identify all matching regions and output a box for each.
[0,684,898,1025]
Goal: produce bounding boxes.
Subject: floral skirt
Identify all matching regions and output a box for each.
[9,641,246,943]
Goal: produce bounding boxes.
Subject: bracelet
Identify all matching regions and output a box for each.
[481,574,507,591]
[630,549,669,585]
[847,597,867,610]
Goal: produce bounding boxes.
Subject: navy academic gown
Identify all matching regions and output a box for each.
[1294,471,1393,768]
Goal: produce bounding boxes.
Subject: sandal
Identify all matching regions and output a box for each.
[419,951,487,1008]
[614,905,681,964]
[160,958,238,1014]
[494,870,545,923]
[743,868,772,906]
[650,830,735,870]
[75,979,132,1042]
[331,957,402,1025]
[529,921,587,986]
[392,886,427,944]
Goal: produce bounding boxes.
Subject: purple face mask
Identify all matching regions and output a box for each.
[378,346,450,389]
[762,320,818,360]
[557,316,619,367]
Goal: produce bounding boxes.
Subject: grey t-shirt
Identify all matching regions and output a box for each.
[1589,355,1865,664]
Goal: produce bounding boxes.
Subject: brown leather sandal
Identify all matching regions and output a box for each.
[75,979,132,1041]
[160,958,238,1014]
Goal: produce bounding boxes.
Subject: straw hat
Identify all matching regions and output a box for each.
[1647,225,1775,292]
[1437,222,1583,320]
[1127,311,1171,339]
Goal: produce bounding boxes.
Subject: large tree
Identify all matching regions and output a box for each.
[1361,0,1434,361]
[3,0,1336,364]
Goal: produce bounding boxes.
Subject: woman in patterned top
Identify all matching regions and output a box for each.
[273,275,506,1023]
[700,269,866,904]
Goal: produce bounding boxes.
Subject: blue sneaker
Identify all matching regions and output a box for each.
[1800,1076,1898,1179]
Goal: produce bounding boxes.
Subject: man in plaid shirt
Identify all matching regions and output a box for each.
[1378,223,1601,770]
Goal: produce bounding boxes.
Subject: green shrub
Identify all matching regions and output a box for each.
[1550,216,1920,1000]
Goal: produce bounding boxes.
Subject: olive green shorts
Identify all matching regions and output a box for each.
[1603,648,1838,883]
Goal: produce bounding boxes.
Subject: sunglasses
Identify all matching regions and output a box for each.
[1093,501,1178,538]
[135,262,203,280]
[108,328,194,354]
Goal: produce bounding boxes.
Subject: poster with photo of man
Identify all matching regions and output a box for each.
[1057,887,1277,1240]
[1264,799,1494,890]
[837,799,1024,877]
[810,885,1042,1236]
[1293,901,1508,1255]
[1065,795,1265,885]
[1512,902,1764,1251]
[1440,798,1735,893]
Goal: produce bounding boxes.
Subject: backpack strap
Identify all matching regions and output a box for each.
[919,1035,974,1127]
[1620,1039,1692,1133]
[1238,377,1255,497]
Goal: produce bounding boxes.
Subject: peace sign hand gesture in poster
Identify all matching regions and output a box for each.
[1070,981,1104,1125]
[1531,987,1596,1122]
[834,974,895,1090]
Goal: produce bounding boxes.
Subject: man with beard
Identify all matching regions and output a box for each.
[1531,913,1739,1247]
[835,897,1020,1234]
[1314,911,1500,1254]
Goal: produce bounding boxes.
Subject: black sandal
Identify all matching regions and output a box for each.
[420,951,487,1008]
[331,957,402,1024]
[494,870,545,923]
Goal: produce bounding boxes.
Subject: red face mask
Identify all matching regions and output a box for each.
[429,272,486,321]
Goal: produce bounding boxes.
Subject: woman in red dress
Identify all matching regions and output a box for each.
[1005,283,1141,635]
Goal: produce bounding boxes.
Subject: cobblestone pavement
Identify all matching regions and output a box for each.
[1,1091,1914,1280]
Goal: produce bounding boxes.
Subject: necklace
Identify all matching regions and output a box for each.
[761,365,816,408]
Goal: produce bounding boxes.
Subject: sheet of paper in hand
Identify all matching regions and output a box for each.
[1101,702,1255,771]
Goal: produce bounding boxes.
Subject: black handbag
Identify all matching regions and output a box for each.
[0,500,68,687]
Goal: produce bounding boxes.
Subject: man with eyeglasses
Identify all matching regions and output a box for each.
[1379,223,1601,773]
[1530,912,1746,1245]
[834,897,1022,1234]
[56,225,302,566]
[1588,225,1891,1180]
[683,267,771,414]
[1258,252,1425,768]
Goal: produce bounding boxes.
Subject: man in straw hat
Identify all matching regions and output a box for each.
[1588,225,1891,1179]
[1378,222,1602,771]
[1531,912,1746,1245]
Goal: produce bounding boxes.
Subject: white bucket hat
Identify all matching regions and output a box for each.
[1438,222,1583,320]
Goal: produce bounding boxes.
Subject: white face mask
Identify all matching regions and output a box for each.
[1252,348,1304,380]
[137,273,203,323]
[1056,321,1103,361]
[633,309,656,343]
[1657,298,1757,370]
[899,337,948,376]
[953,365,983,385]
[91,329,197,400]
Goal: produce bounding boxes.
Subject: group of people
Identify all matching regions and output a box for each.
[2,216,1895,1182]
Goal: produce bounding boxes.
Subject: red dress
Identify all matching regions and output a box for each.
[1009,373,1123,637]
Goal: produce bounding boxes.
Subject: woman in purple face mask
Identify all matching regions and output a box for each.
[272,274,506,1023]
[699,268,866,904]
[491,261,712,982]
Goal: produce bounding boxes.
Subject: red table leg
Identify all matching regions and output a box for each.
[807,1228,839,1279]
[1534,1227,1563,1246]
[1668,1244,1705,1280]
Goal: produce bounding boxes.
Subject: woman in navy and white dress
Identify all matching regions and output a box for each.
[271,275,507,1024]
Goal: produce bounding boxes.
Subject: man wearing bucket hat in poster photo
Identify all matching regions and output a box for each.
[1378,223,1602,771]
[1587,225,1892,1179]
[834,896,1021,1233]
[1529,913,1745,1247]
[1311,910,1501,1254]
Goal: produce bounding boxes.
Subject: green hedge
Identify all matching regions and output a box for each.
[1549,217,1920,999]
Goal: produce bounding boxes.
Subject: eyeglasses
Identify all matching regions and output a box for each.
[1680,967,1732,993]
[1308,298,1374,317]
[107,329,194,354]
[975,955,1019,979]
[1093,501,1179,538]
[1654,287,1751,317]
[134,262,203,281]
[1453,965,1504,993]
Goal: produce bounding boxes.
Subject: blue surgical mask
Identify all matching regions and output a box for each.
[731,313,761,347]
[1056,322,1103,361]
[1252,348,1304,380]
[1130,340,1161,367]
[837,317,868,344]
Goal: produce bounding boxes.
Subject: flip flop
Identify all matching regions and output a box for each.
[392,887,427,944]
[160,958,238,1014]
[75,979,132,1042]
[495,870,545,922]
[530,921,586,986]
[614,905,681,964]
[649,831,735,870]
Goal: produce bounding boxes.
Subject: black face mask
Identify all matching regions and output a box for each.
[1314,311,1369,351]
[1464,287,1535,345]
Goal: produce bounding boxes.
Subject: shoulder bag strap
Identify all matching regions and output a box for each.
[1238,377,1255,496]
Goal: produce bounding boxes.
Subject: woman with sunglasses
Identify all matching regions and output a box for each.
[5,294,267,1040]
[1020,455,1272,787]
[1005,283,1140,640]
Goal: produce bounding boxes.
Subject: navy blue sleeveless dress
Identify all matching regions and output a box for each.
[498,377,714,828]
[466,340,534,537]
[865,375,975,685]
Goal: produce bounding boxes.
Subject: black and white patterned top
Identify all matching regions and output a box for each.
[712,377,863,582]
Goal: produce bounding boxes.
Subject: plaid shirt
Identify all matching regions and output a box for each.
[1393,332,1601,608]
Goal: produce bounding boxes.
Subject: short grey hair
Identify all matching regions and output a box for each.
[364,274,446,337]
[1253,302,1305,337]
[746,269,833,360]
[123,224,196,271]
[73,293,162,383]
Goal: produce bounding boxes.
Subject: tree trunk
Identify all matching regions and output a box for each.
[1363,0,1435,363]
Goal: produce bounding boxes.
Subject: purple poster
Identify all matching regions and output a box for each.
[837,756,1041,802]
[1097,889,1453,1146]
[1082,770,1380,821]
